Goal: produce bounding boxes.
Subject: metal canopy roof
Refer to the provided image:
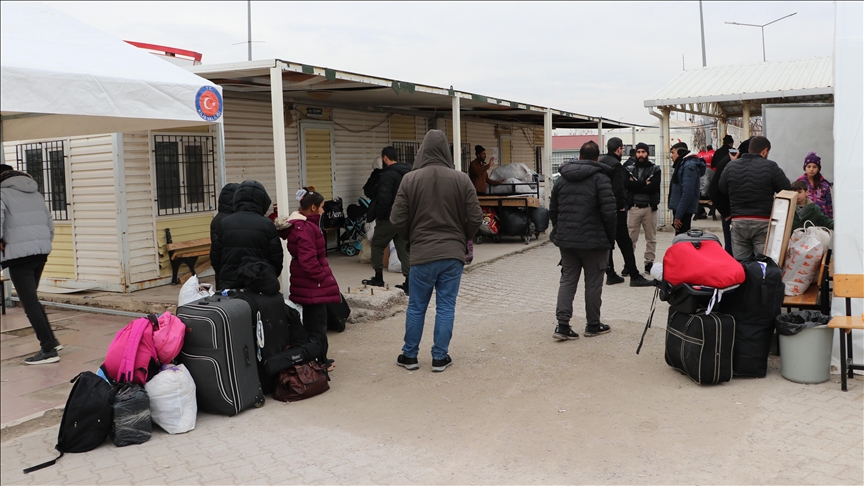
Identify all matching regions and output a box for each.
[644,57,833,118]
[189,59,638,129]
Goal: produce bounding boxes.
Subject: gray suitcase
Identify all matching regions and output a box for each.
[177,295,264,416]
[672,229,721,245]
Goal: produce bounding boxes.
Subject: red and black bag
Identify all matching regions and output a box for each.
[273,361,330,402]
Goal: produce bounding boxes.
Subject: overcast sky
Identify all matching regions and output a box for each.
[42,1,836,125]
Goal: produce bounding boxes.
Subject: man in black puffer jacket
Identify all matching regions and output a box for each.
[718,136,791,260]
[211,180,283,290]
[363,146,412,292]
[550,141,617,341]
[209,182,239,289]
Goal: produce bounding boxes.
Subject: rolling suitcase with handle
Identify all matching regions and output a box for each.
[234,290,294,394]
[176,295,264,416]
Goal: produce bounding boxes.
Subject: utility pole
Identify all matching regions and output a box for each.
[726,12,796,62]
[699,0,707,67]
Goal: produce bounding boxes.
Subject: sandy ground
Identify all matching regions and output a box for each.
[1,228,862,485]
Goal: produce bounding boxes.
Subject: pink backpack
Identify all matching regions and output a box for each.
[103,315,160,385]
[152,312,186,364]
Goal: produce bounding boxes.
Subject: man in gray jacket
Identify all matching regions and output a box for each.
[391,130,483,372]
[0,165,61,364]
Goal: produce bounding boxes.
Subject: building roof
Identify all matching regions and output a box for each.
[552,135,597,150]
[644,57,833,118]
[190,59,640,130]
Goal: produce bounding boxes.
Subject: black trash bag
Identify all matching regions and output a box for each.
[112,384,151,447]
[775,310,831,336]
[528,206,549,232]
[497,207,528,236]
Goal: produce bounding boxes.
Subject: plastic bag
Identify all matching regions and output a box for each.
[775,310,831,336]
[650,263,664,281]
[782,227,825,296]
[387,242,402,273]
[490,163,534,182]
[178,275,214,306]
[144,364,197,434]
[285,299,303,323]
[112,384,151,447]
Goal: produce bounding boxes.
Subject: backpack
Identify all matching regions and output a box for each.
[152,312,187,364]
[103,315,161,385]
[23,372,116,473]
[362,168,383,200]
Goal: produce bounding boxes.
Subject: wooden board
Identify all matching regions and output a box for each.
[478,196,540,208]
[828,316,864,330]
[171,249,210,260]
[166,237,211,251]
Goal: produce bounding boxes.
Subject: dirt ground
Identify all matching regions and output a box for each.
[2,236,862,485]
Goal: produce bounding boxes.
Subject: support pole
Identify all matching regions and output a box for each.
[742,104,751,140]
[216,121,227,190]
[247,1,252,61]
[631,126,637,147]
[660,107,672,228]
[270,64,291,290]
[597,120,603,150]
[452,94,462,171]
[719,117,727,142]
[543,108,553,208]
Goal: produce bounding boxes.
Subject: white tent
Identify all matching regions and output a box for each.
[0,2,223,145]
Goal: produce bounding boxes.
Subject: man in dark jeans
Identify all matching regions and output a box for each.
[599,137,653,287]
[0,165,61,365]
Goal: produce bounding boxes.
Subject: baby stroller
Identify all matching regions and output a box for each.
[339,198,370,256]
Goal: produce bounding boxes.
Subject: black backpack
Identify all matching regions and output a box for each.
[24,371,116,474]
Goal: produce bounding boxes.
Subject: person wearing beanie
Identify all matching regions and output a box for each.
[599,137,653,287]
[468,145,503,195]
[625,142,662,275]
[623,148,638,169]
[667,142,706,236]
[719,136,791,260]
[795,151,833,218]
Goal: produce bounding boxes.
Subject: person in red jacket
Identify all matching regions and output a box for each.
[277,187,341,370]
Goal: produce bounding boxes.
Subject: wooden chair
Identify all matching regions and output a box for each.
[827,274,864,391]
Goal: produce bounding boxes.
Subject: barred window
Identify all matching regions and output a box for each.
[15,141,68,220]
[391,141,420,166]
[153,135,216,215]
[624,144,656,157]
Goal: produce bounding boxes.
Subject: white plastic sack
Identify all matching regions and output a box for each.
[387,242,402,273]
[489,178,538,195]
[782,227,825,296]
[490,163,534,182]
[144,364,196,434]
[178,275,214,306]
[650,263,664,281]
[285,299,303,323]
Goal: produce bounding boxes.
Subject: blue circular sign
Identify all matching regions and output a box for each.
[195,86,222,121]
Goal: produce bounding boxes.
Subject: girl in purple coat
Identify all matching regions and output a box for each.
[276,188,341,370]
[796,152,833,218]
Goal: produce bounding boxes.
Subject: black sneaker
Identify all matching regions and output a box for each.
[397,354,419,370]
[362,275,385,287]
[630,275,655,287]
[24,349,60,365]
[621,268,631,276]
[395,280,409,296]
[584,323,612,337]
[644,262,654,274]
[553,325,580,341]
[431,355,452,372]
[606,273,625,285]
[52,340,63,352]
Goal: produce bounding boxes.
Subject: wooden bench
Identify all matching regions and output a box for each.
[165,228,211,285]
[828,274,864,391]
[783,249,832,314]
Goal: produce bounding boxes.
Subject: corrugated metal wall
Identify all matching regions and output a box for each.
[466,122,497,163]
[302,128,334,199]
[44,224,74,279]
[68,135,121,283]
[512,126,541,169]
[390,114,416,141]
[333,109,390,204]
[122,132,160,283]
[415,116,429,141]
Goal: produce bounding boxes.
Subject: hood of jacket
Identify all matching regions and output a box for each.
[683,153,707,176]
[0,172,39,193]
[232,180,271,215]
[559,159,611,183]
[217,183,240,213]
[414,130,453,170]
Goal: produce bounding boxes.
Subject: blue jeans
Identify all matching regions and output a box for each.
[402,259,464,360]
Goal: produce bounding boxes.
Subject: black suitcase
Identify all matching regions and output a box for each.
[235,291,294,394]
[263,335,325,376]
[671,228,721,245]
[718,255,784,378]
[176,295,265,416]
[326,294,351,332]
[665,309,735,385]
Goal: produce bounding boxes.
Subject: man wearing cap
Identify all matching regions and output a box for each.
[599,137,653,287]
[469,145,503,195]
[624,142,661,274]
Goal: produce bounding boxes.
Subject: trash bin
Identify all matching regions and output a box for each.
[776,311,833,384]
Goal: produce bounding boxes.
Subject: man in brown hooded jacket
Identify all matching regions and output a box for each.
[390,130,483,372]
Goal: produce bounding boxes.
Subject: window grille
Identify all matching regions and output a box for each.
[624,144,656,159]
[392,141,420,166]
[153,135,216,215]
[14,141,68,220]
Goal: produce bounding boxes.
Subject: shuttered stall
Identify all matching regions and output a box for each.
[466,122,497,163]
[415,116,429,141]
[121,132,160,283]
[44,224,75,279]
[302,127,334,199]
[333,109,390,204]
[511,126,542,170]
[68,135,122,284]
[390,114,415,141]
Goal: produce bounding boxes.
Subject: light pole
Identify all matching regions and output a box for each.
[725,12,796,62]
